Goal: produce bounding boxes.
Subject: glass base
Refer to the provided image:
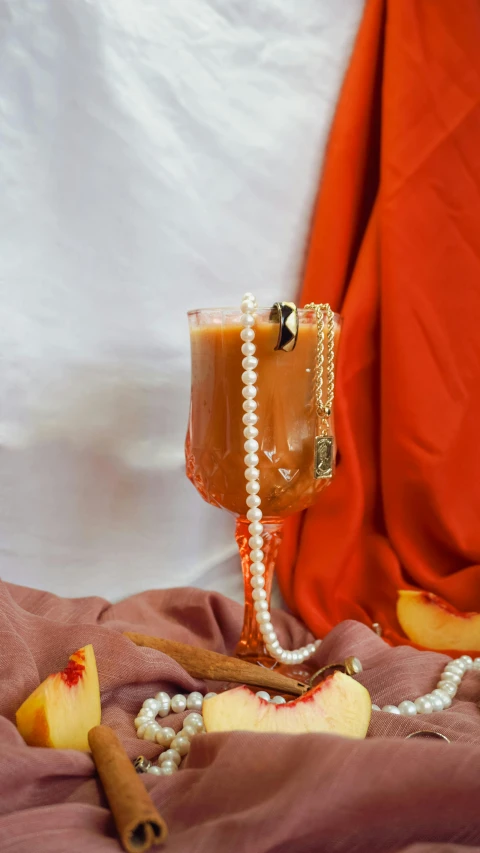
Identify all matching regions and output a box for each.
[234,647,277,669]
[235,515,281,660]
[275,659,317,688]
[236,644,317,689]
[234,516,318,690]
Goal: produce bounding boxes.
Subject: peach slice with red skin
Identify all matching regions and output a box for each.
[16,644,101,751]
[203,670,371,738]
[397,590,480,651]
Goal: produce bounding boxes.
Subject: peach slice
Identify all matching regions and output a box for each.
[397,590,480,651]
[203,671,371,739]
[16,644,101,751]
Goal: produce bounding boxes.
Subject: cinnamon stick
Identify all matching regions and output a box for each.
[89,725,167,852]
[124,632,306,696]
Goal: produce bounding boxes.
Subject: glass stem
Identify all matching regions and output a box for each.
[234,516,284,664]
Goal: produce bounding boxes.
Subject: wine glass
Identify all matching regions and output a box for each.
[185,305,341,668]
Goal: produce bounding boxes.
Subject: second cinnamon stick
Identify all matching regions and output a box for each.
[124,632,306,696]
[89,725,167,852]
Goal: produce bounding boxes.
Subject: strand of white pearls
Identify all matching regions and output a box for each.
[134,688,288,775]
[240,292,321,666]
[134,691,212,775]
[373,655,480,716]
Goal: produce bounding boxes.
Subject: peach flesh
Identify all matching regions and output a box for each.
[203,670,371,739]
[16,644,101,751]
[397,590,480,651]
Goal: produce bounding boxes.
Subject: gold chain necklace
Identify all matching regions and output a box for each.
[268,299,336,479]
[304,302,336,479]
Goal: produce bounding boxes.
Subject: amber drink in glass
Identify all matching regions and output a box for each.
[186,308,341,665]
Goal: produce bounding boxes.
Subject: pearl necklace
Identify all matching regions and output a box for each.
[133,656,480,775]
[239,292,321,665]
[375,654,480,715]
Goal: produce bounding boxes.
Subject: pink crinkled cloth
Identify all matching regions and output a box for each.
[0,580,479,853]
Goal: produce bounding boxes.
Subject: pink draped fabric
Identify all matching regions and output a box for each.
[0,580,479,852]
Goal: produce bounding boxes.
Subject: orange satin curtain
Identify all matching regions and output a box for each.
[277,0,480,646]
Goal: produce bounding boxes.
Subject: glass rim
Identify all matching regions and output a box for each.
[187,306,342,318]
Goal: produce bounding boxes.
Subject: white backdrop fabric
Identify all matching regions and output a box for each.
[0,0,364,602]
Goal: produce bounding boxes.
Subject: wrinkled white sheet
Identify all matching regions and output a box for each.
[0,0,364,601]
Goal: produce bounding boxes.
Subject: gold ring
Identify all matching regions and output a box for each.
[308,656,363,689]
[270,302,299,352]
[405,731,450,742]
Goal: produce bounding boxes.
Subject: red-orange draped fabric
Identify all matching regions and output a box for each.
[277,0,480,647]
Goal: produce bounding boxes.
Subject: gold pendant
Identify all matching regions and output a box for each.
[314,436,333,479]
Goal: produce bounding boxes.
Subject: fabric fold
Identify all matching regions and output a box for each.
[278,0,480,646]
